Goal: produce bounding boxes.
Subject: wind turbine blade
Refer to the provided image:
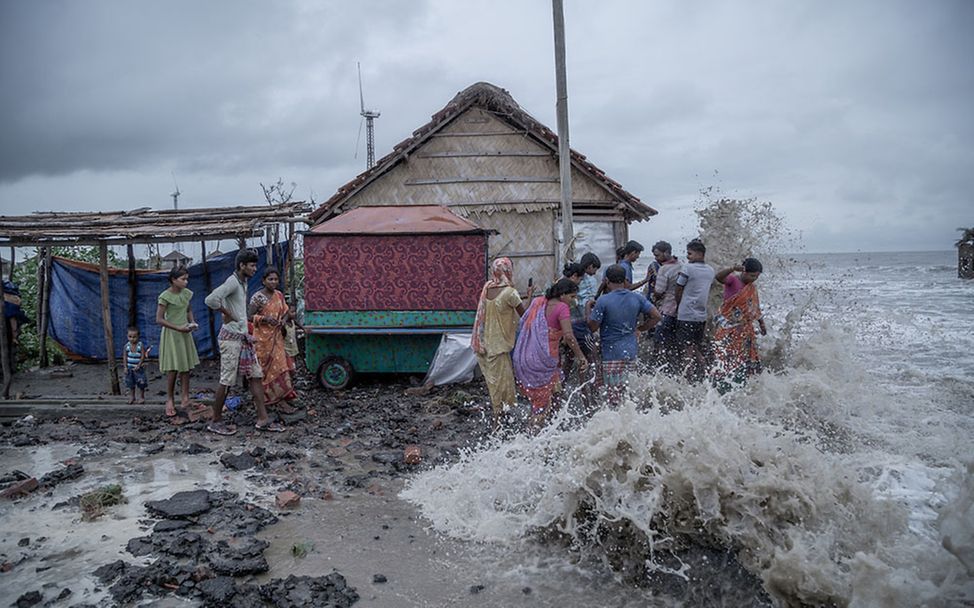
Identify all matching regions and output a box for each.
[354,116,364,159]
[358,62,365,114]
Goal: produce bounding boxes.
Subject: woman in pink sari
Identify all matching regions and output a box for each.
[713,258,767,389]
[513,278,588,429]
[248,268,297,407]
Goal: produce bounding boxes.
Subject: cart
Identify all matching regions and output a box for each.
[302,205,489,390]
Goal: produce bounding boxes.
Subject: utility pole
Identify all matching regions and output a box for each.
[552,0,574,263]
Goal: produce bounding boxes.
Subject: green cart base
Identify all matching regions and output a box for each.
[304,311,475,390]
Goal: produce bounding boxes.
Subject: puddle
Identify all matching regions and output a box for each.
[0,442,271,605]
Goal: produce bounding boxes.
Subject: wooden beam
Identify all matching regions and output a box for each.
[430,131,529,137]
[415,151,551,158]
[0,278,11,399]
[99,244,120,395]
[126,244,137,328]
[405,177,558,185]
[38,248,52,368]
[287,221,296,303]
[0,231,264,248]
[200,240,216,354]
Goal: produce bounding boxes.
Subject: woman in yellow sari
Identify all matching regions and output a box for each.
[248,268,297,407]
[713,258,767,389]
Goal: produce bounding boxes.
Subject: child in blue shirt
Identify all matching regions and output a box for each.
[124,326,149,404]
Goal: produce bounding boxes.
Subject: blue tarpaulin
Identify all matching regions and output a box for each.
[47,242,288,361]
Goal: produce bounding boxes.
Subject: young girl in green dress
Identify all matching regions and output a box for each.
[156,266,200,417]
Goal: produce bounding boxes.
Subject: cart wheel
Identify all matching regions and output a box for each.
[317,357,354,390]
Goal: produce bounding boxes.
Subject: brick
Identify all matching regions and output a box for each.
[403,445,421,465]
[275,491,301,509]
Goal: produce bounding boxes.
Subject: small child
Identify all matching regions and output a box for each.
[283,301,304,372]
[124,326,149,404]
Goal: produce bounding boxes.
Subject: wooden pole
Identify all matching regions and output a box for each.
[127,244,137,328]
[0,278,11,399]
[200,240,216,355]
[287,221,296,303]
[266,226,274,266]
[8,247,15,280]
[552,0,575,264]
[99,243,120,395]
[39,248,52,368]
[35,249,45,342]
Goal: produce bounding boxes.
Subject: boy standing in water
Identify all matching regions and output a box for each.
[674,239,716,381]
[204,249,284,435]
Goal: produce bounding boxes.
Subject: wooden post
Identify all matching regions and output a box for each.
[266,226,274,266]
[39,248,52,368]
[0,277,11,399]
[7,246,14,280]
[99,243,120,395]
[127,244,137,328]
[200,240,216,354]
[237,236,247,251]
[35,249,45,342]
[552,0,575,263]
[287,221,296,303]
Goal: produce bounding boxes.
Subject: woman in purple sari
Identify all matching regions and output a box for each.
[513,278,588,429]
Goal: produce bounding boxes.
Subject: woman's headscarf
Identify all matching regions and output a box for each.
[471,257,514,354]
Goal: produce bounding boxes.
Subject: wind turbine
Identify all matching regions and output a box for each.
[170,171,181,211]
[355,62,380,169]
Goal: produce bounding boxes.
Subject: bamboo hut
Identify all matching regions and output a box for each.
[309,82,657,293]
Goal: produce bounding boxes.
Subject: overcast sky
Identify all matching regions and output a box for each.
[1,0,971,253]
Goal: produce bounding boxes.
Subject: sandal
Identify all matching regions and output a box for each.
[255,421,286,433]
[206,422,237,436]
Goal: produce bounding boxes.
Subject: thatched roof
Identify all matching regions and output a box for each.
[0,202,311,246]
[309,82,656,223]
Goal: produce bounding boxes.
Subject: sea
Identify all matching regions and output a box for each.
[401,248,974,606]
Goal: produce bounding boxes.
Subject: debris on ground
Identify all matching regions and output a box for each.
[79,484,126,520]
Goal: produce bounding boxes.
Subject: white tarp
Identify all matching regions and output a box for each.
[424,333,479,386]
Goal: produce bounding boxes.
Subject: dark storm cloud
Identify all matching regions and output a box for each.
[0,0,432,181]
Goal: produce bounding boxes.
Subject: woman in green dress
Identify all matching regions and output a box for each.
[156,266,200,417]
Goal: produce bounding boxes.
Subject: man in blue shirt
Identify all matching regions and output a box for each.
[589,264,661,402]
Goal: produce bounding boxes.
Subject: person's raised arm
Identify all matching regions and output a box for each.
[715,265,743,284]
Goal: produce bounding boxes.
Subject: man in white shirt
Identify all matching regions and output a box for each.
[674,239,715,381]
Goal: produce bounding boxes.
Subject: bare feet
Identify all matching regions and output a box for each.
[128,396,136,405]
[137,396,146,404]
[165,400,177,417]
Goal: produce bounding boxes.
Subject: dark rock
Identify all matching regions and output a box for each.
[54,588,72,601]
[198,576,236,605]
[372,573,387,584]
[371,452,400,465]
[153,520,191,533]
[93,560,128,584]
[18,537,29,547]
[12,590,42,608]
[185,443,212,454]
[205,539,270,576]
[470,584,485,594]
[220,452,257,471]
[145,490,212,518]
[143,444,164,455]
[38,463,84,488]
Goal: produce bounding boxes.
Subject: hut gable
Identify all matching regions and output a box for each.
[309,82,656,289]
[310,82,656,223]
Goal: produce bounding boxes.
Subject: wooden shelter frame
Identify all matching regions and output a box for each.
[0,202,311,399]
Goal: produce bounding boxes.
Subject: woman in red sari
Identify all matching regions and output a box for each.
[513,278,588,429]
[248,268,297,407]
[713,258,767,388]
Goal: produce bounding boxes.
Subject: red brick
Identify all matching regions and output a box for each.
[275,491,301,509]
[403,445,422,465]
[0,478,39,500]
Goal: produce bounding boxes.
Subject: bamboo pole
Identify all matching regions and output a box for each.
[287,221,296,303]
[0,278,11,399]
[200,240,216,355]
[39,248,52,368]
[8,247,15,280]
[99,243,120,395]
[266,226,274,266]
[35,249,45,342]
[126,244,137,328]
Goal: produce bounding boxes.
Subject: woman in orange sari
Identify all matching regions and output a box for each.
[513,278,588,429]
[248,267,297,407]
[713,258,767,389]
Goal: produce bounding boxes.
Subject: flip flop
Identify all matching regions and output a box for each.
[206,422,237,436]
[255,421,286,433]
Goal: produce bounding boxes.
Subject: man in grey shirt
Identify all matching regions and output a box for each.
[203,249,284,435]
[675,239,716,381]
